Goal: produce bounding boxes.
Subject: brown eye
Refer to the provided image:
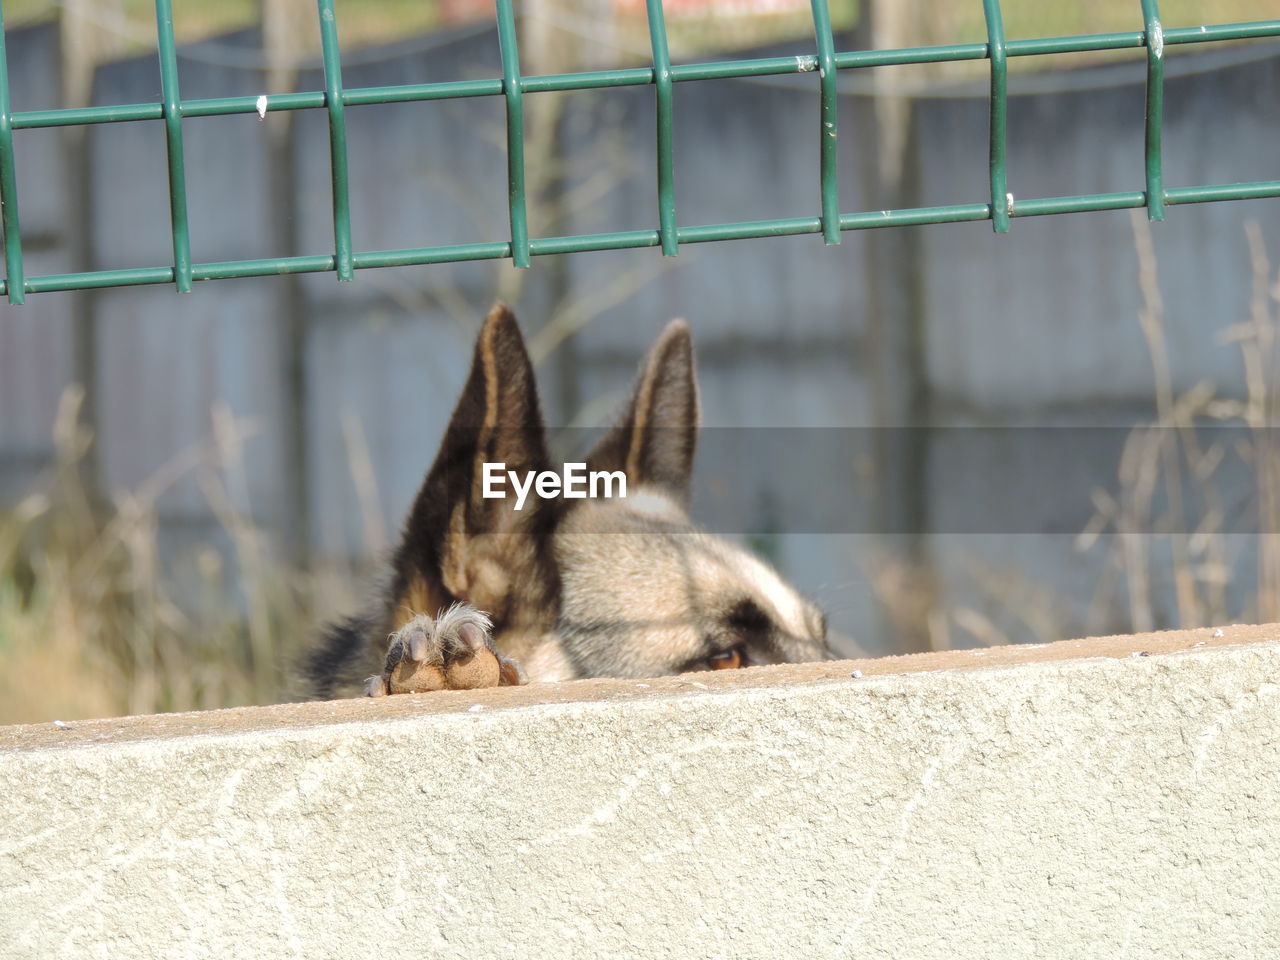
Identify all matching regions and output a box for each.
[707,647,744,670]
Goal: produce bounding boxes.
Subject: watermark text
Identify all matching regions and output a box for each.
[482,462,627,511]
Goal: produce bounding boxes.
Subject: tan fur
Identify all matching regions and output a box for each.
[305,305,830,700]
[626,356,656,479]
[394,573,438,632]
[544,493,828,678]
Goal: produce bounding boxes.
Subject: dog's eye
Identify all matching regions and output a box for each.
[706,647,744,670]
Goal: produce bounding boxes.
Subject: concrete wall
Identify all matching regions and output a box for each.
[2,625,1278,958]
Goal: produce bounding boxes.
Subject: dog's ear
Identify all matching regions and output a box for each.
[394,304,557,624]
[587,318,699,505]
[433,303,550,500]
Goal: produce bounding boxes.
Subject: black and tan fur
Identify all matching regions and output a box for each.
[302,304,830,699]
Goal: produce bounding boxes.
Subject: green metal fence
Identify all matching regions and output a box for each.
[1,2,1280,305]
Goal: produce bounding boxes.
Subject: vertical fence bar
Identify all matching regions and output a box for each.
[154,0,193,292]
[645,0,678,257]
[982,0,1010,233]
[0,5,25,304]
[810,0,840,245]
[316,0,354,282]
[495,0,530,269]
[1140,0,1166,221]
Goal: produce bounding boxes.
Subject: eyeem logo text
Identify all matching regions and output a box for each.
[482,462,627,511]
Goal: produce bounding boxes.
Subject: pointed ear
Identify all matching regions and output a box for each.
[587,318,700,505]
[433,302,550,496]
[393,304,557,624]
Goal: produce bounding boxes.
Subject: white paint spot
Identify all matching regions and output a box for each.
[797,56,817,73]
[1150,20,1164,59]
[1006,192,1015,215]
[256,94,268,120]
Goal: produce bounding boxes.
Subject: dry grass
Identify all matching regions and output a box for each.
[916,215,1280,652]
[1076,214,1280,633]
[0,390,368,725]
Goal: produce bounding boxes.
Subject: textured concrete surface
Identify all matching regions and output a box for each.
[2,625,1279,959]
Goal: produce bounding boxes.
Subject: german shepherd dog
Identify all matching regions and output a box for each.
[303,304,831,699]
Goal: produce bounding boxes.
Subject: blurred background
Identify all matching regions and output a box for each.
[1,0,1279,723]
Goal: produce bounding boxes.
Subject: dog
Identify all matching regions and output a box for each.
[302,304,831,699]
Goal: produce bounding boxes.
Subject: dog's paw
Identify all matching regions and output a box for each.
[363,604,526,697]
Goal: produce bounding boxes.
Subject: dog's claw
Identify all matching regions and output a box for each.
[373,604,526,696]
[458,622,486,655]
[407,627,433,662]
[498,655,527,686]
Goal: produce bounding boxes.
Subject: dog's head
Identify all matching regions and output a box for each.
[393,304,830,681]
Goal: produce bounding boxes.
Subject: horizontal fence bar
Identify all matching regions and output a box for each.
[12,20,1280,131]
[6,181,1278,298]
[1165,182,1280,204]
